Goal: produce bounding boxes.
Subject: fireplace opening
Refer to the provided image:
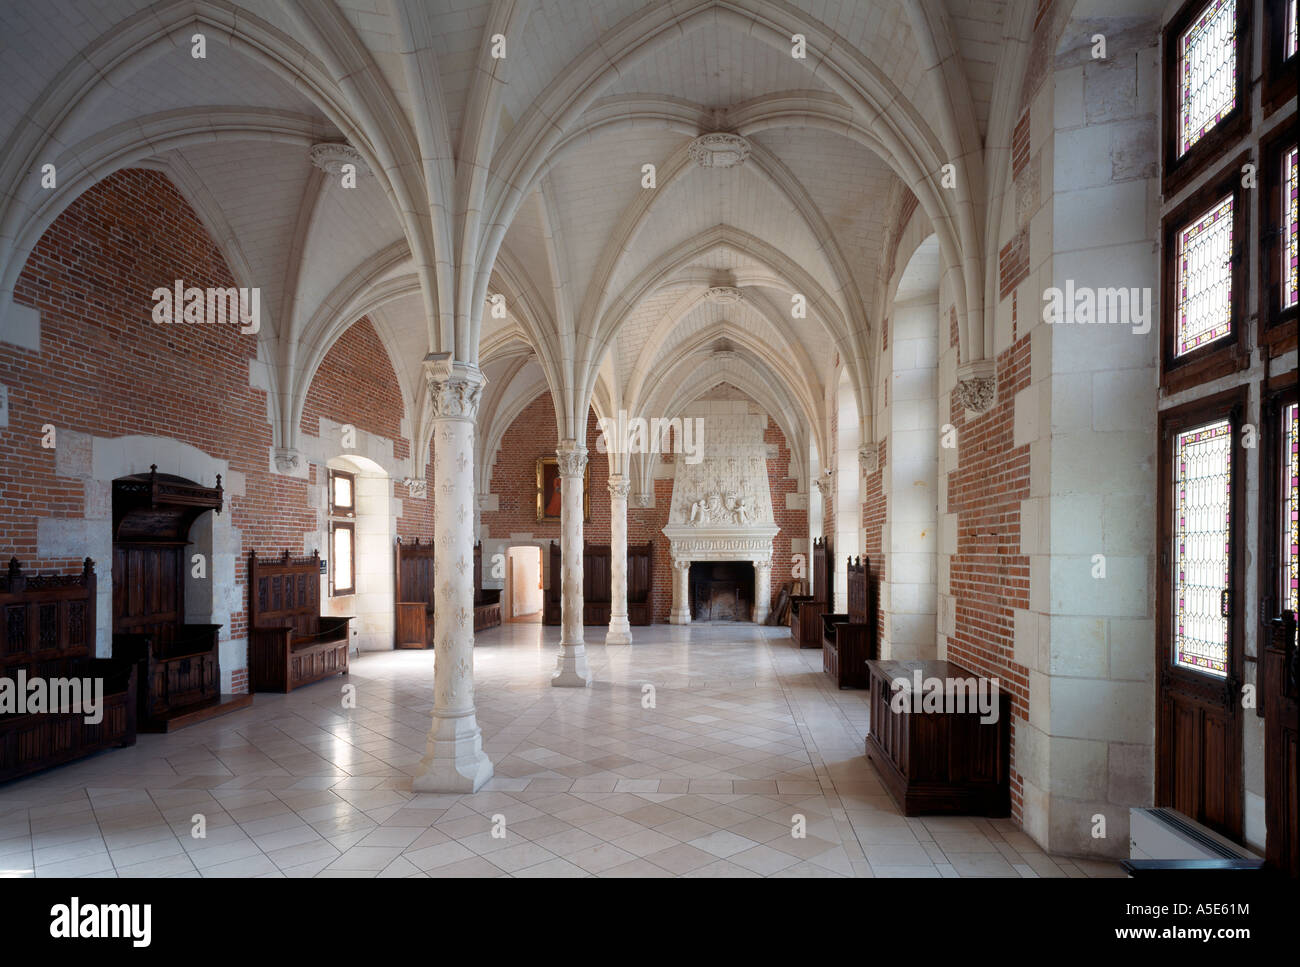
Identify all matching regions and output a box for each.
[689,561,755,621]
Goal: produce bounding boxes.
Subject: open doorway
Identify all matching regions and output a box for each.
[505,545,543,621]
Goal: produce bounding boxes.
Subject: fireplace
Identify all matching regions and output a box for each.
[689,561,754,621]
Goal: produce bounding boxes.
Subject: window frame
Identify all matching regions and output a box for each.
[1162,0,1252,196]
[329,521,356,597]
[328,468,356,518]
[1257,374,1299,715]
[1262,0,1299,116]
[1157,385,1247,690]
[1160,153,1252,393]
[1258,113,1299,355]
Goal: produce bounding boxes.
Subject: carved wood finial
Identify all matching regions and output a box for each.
[282,550,292,562]
[7,558,20,580]
[83,557,93,575]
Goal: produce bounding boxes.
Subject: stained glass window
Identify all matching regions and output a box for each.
[1288,0,1298,60]
[1179,0,1238,157]
[1284,145,1298,311]
[1176,194,1234,356]
[1174,419,1232,676]
[1283,402,1299,618]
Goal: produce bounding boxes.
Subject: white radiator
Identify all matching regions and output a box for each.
[1129,807,1259,861]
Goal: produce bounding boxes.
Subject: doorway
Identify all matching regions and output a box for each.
[506,545,543,621]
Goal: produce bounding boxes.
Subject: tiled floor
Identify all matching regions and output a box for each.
[0,622,1124,878]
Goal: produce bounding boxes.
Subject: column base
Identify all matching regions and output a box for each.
[552,643,591,686]
[411,710,494,793]
[753,605,770,624]
[668,609,691,625]
[605,616,632,645]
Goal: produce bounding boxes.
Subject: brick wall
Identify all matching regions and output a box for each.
[862,439,886,641]
[945,336,1033,820]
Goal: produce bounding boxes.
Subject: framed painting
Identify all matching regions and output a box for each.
[536,457,590,522]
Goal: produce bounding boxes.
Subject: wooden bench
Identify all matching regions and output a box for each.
[395,537,435,649]
[1,558,137,782]
[790,536,832,649]
[821,556,876,688]
[864,658,1011,816]
[543,541,654,625]
[110,466,250,731]
[248,551,351,692]
[473,542,502,632]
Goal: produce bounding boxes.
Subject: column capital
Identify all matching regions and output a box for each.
[555,439,588,477]
[423,353,486,420]
[607,474,632,499]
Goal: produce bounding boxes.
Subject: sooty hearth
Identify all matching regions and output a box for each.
[689,561,755,621]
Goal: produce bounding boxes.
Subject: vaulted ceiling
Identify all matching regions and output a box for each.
[0,0,1032,486]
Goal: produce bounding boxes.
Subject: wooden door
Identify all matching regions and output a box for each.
[1156,389,1246,840]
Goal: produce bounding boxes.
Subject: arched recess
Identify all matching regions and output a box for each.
[881,233,942,661]
[322,454,393,654]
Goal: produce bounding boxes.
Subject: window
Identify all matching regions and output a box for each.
[1263,0,1299,114]
[327,469,355,596]
[1175,194,1234,357]
[1172,418,1233,676]
[331,522,355,595]
[1282,401,1299,619]
[1260,118,1298,353]
[1161,156,1250,390]
[1163,0,1250,192]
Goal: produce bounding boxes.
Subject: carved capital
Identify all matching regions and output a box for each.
[631,492,653,509]
[424,354,486,421]
[607,475,632,500]
[273,448,300,474]
[859,443,879,475]
[954,376,996,413]
[704,285,742,305]
[403,477,427,499]
[814,470,834,496]
[555,440,588,477]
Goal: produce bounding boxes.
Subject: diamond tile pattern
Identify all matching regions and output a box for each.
[0,623,1120,878]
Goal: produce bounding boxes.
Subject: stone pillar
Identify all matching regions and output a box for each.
[606,474,633,645]
[411,356,493,793]
[753,561,772,624]
[552,439,591,686]
[669,556,691,624]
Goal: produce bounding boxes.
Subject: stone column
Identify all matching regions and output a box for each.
[606,474,633,645]
[753,560,772,624]
[669,555,692,624]
[411,356,493,793]
[552,439,591,686]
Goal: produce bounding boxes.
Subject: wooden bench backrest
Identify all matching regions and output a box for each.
[846,556,871,624]
[248,551,322,637]
[396,538,435,607]
[543,541,653,605]
[811,537,832,602]
[0,558,96,682]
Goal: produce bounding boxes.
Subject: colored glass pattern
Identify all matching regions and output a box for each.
[1179,0,1237,157]
[1288,0,1298,59]
[1284,403,1298,618]
[1174,419,1232,676]
[1285,145,1298,311]
[1176,194,1234,356]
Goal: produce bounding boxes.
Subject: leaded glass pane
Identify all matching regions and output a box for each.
[1288,0,1298,60]
[1284,402,1299,617]
[1284,145,1298,311]
[1179,0,1237,157]
[1174,419,1232,677]
[1176,194,1234,356]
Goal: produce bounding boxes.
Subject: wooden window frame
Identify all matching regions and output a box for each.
[1259,114,1299,356]
[1162,0,1252,196]
[1262,0,1299,116]
[1160,153,1252,393]
[329,521,355,597]
[1155,385,1248,837]
[1257,373,1299,716]
[328,468,356,518]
